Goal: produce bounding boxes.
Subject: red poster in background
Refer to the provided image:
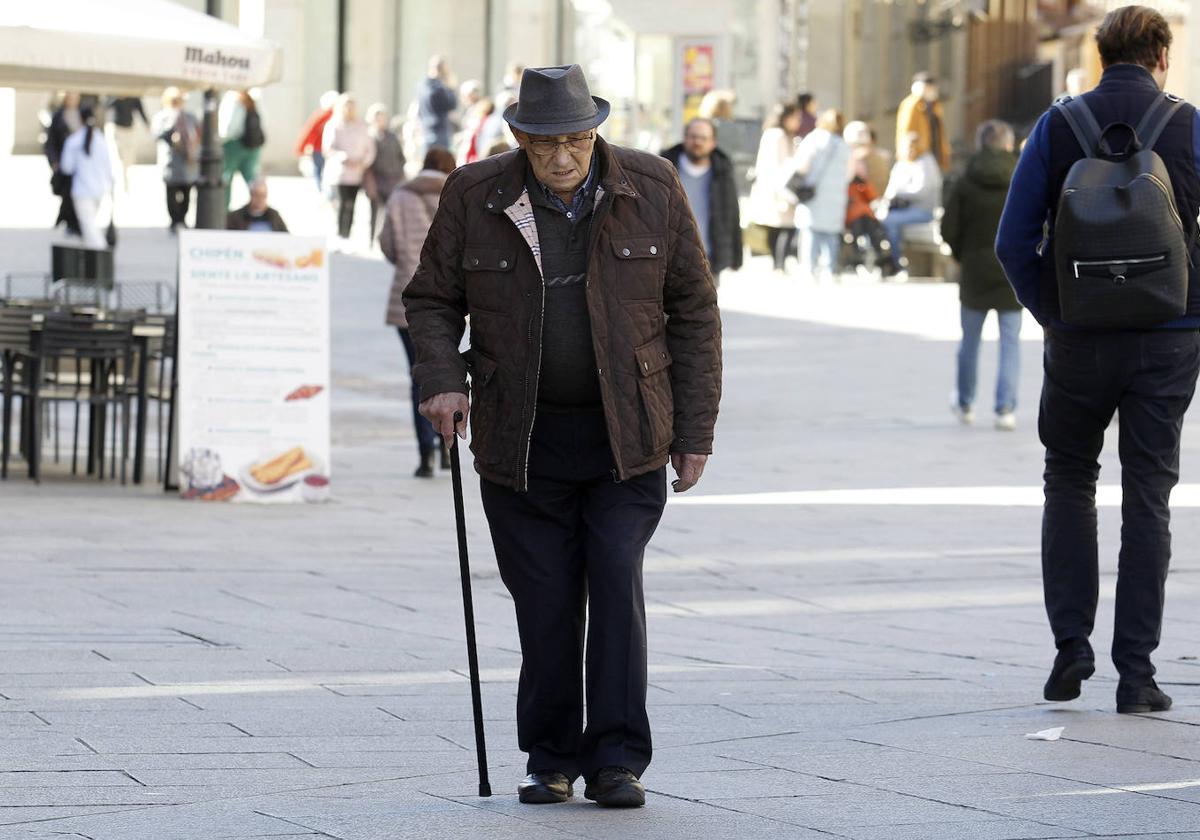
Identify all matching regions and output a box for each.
[682,43,715,124]
[683,44,714,93]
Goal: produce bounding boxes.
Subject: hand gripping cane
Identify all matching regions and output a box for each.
[450,411,492,797]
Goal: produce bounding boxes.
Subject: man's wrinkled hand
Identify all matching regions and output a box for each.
[419,393,470,445]
[670,453,708,493]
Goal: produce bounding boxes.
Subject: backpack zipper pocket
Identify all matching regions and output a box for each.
[1072,254,1166,280]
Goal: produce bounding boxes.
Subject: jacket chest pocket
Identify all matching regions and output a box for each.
[463,246,517,315]
[611,235,666,301]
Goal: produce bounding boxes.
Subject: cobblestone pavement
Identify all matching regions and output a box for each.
[5,158,1200,839]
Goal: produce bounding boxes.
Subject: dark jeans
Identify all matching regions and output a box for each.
[1040,328,1200,681]
[766,226,798,272]
[479,411,666,781]
[336,184,359,238]
[166,182,192,228]
[397,328,437,455]
[846,216,887,266]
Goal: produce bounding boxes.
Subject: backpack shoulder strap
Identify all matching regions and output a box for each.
[1053,96,1103,158]
[1135,91,1186,150]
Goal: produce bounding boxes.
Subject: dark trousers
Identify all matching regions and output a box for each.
[479,411,666,781]
[846,216,887,265]
[56,194,80,236]
[766,226,798,271]
[166,183,191,228]
[1040,329,1200,681]
[396,328,437,455]
[336,184,359,238]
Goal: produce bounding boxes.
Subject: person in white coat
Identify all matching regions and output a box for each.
[322,93,377,240]
[749,103,802,272]
[791,109,852,280]
[58,107,114,249]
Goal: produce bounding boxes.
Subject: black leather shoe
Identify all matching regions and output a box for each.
[584,767,645,808]
[517,771,572,804]
[1117,679,1173,714]
[1043,638,1095,702]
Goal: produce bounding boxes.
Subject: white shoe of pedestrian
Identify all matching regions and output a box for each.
[995,412,1017,431]
[952,404,975,426]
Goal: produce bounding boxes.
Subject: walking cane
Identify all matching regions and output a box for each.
[450,410,492,797]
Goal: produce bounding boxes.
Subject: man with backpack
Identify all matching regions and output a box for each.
[996,5,1200,714]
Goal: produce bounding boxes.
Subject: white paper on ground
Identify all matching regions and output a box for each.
[1025,727,1065,741]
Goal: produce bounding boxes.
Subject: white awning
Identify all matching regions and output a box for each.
[0,0,283,93]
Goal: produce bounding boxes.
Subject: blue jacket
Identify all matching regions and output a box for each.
[995,64,1200,329]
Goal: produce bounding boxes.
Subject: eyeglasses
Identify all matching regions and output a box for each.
[526,133,595,157]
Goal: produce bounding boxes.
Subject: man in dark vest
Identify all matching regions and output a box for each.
[404,65,721,807]
[996,5,1200,714]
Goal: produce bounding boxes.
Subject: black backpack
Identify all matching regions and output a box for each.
[1052,91,1190,328]
[242,105,265,149]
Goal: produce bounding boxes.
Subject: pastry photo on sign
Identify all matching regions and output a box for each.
[239,445,323,494]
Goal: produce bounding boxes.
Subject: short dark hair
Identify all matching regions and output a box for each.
[422,146,456,174]
[1095,5,1172,70]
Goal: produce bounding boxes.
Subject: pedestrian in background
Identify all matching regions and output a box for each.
[152,87,199,233]
[104,96,148,194]
[842,146,887,274]
[366,103,406,246]
[796,92,818,139]
[879,132,942,279]
[43,91,83,237]
[58,106,113,250]
[792,109,851,280]
[941,119,1020,430]
[749,102,802,273]
[416,55,458,152]
[380,147,456,479]
[220,89,266,209]
[227,179,289,233]
[845,120,891,197]
[996,4,1200,715]
[294,90,338,191]
[662,117,743,277]
[322,94,376,242]
[896,72,951,171]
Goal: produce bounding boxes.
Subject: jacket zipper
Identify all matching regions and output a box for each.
[519,280,545,493]
[1072,254,1165,278]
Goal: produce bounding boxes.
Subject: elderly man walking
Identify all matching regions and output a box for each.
[404,65,721,808]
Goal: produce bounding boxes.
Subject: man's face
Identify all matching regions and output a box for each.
[683,121,716,163]
[923,83,939,102]
[249,184,268,213]
[518,130,594,195]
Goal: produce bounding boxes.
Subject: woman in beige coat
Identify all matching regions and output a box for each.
[381,147,456,477]
[323,94,376,240]
[749,103,803,272]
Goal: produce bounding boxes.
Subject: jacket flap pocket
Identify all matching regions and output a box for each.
[462,348,499,385]
[634,336,672,377]
[462,248,516,272]
[611,236,665,260]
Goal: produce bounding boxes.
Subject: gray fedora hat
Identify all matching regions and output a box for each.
[503,64,610,136]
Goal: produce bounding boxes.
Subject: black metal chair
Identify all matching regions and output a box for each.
[6,314,136,483]
[0,307,36,479]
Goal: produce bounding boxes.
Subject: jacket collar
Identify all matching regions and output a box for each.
[485,136,636,214]
[1096,63,1160,92]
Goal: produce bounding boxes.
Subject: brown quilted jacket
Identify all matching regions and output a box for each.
[403,137,722,491]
